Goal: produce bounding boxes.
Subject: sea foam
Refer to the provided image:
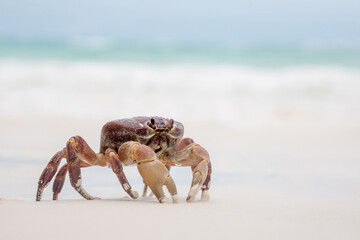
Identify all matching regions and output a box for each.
[0,60,359,128]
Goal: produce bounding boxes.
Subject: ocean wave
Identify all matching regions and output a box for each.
[0,60,359,128]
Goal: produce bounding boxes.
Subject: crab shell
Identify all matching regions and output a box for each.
[36,116,211,203]
[99,116,184,157]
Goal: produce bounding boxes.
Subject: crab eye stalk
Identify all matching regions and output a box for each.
[167,119,180,138]
[148,118,156,129]
[169,119,174,129]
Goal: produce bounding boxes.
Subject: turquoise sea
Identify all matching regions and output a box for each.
[1,40,360,67]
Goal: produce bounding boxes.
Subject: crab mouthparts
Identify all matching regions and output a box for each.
[153,141,168,154]
[154,144,163,153]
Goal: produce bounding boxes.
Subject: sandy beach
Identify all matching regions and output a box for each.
[1,62,360,239]
[1,114,360,239]
[1,0,360,238]
[1,185,359,240]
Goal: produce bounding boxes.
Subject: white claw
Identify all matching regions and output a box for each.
[171,194,179,203]
[159,197,168,203]
[186,183,200,202]
[131,190,139,199]
[76,186,97,200]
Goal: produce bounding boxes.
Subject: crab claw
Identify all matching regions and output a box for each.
[137,155,178,203]
[120,142,179,203]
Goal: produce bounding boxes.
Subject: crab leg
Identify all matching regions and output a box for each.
[187,160,208,202]
[52,164,68,200]
[52,162,92,200]
[36,148,66,201]
[66,136,104,200]
[118,141,178,203]
[105,149,139,199]
[200,162,212,201]
[166,138,211,202]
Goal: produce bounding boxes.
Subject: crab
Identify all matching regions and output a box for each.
[36,116,211,203]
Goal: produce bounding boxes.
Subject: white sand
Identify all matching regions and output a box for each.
[1,115,360,240]
[1,186,359,240]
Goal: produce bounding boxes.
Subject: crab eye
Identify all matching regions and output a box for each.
[147,118,156,129]
[169,120,177,133]
[169,119,174,129]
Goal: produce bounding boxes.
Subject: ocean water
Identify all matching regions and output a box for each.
[1,40,360,67]
[0,40,359,200]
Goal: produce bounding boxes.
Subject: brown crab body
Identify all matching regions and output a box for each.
[99,116,183,156]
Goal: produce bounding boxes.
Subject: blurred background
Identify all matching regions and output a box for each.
[0,0,359,201]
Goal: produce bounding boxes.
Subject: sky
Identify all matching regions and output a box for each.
[0,0,359,44]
